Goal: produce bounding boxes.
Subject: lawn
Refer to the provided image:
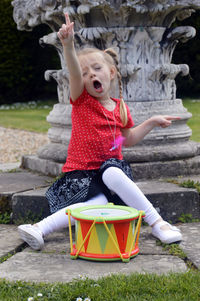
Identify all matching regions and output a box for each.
[0,271,200,301]
[183,99,200,142]
[0,99,199,140]
[0,100,56,133]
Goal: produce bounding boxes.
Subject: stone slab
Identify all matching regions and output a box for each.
[0,252,187,283]
[0,163,21,172]
[131,155,200,180]
[22,155,63,177]
[179,223,200,270]
[0,225,24,257]
[124,141,200,162]
[12,187,51,222]
[137,180,200,222]
[0,169,53,196]
[3,223,200,283]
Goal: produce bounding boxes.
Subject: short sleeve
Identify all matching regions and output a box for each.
[124,104,135,128]
[70,87,89,106]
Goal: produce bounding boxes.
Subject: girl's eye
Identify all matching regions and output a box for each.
[95,66,101,70]
[83,72,87,76]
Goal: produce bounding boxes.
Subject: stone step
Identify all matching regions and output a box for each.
[22,154,200,180]
[2,169,198,224]
[137,180,200,223]
[0,168,53,223]
[12,187,50,223]
[131,155,200,180]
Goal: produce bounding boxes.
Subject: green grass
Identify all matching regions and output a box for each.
[0,271,200,301]
[0,100,56,133]
[0,98,199,137]
[0,109,52,133]
[183,99,200,142]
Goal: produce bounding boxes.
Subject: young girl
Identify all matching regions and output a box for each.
[18,13,182,250]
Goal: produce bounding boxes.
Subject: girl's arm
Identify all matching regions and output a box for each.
[58,13,84,101]
[121,115,180,147]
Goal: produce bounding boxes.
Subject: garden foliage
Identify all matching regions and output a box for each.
[0,0,59,104]
[173,10,200,98]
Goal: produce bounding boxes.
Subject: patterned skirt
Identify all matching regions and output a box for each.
[46,158,134,213]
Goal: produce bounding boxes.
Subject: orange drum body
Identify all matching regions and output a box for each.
[67,205,145,262]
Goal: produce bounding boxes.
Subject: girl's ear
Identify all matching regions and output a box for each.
[110,66,116,80]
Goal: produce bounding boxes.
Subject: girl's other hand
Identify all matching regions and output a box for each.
[58,13,74,46]
[150,115,181,128]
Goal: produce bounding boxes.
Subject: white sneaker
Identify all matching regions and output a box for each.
[152,221,182,244]
[18,224,44,250]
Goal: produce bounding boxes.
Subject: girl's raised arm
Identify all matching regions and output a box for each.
[58,13,84,101]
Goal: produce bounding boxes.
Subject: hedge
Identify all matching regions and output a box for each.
[173,10,200,98]
[0,0,59,104]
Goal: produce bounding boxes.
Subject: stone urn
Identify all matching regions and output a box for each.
[12,0,200,179]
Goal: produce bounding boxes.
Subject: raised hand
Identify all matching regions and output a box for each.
[57,13,74,46]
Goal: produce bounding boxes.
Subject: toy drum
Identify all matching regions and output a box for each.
[67,204,145,262]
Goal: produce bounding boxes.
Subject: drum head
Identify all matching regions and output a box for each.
[69,204,144,222]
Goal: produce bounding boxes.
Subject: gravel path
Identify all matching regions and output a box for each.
[0,127,49,163]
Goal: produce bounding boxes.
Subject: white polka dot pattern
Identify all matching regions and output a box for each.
[62,89,134,172]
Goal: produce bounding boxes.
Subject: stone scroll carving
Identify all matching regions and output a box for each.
[12,0,200,171]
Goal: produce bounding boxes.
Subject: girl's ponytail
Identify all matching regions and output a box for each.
[104,48,128,127]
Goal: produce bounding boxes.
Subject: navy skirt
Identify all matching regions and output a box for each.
[46,158,134,214]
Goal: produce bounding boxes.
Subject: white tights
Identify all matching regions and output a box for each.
[37,193,108,236]
[37,167,161,236]
[102,167,160,226]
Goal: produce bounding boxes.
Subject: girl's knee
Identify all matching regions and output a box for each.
[102,166,126,189]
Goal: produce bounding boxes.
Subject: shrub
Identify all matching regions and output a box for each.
[0,0,59,104]
[173,10,200,98]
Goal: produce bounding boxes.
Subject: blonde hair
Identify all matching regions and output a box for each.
[77,47,128,127]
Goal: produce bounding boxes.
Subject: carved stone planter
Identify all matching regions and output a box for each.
[12,0,200,179]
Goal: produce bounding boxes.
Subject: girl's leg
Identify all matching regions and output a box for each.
[102,167,160,226]
[37,193,108,236]
[102,167,182,243]
[18,193,108,250]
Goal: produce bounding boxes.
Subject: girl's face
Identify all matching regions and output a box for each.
[78,52,116,102]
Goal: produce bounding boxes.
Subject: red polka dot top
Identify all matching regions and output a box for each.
[62,88,134,172]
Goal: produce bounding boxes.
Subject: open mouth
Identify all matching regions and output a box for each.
[93,80,103,93]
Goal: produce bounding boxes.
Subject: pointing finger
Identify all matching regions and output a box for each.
[164,116,181,121]
[65,12,71,25]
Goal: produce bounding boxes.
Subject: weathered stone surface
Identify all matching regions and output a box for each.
[123,141,200,162]
[37,143,68,163]
[0,252,187,283]
[179,223,200,270]
[137,181,200,222]
[21,155,63,177]
[131,155,200,180]
[0,170,52,196]
[3,222,200,283]
[0,225,24,257]
[12,188,51,222]
[0,225,188,283]
[0,162,21,172]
